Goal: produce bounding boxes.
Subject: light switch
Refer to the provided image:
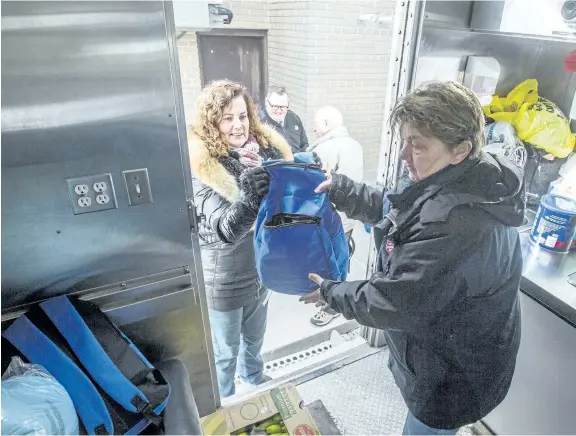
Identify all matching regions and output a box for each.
[122,168,153,206]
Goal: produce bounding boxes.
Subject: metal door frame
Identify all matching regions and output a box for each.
[361,0,425,346]
[163,1,221,411]
[377,0,425,189]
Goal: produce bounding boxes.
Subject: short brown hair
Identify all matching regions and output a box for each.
[389,81,484,159]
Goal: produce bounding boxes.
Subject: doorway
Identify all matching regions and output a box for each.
[197,31,267,107]
[185,29,377,407]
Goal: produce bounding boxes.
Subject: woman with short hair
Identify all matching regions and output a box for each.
[303,81,524,435]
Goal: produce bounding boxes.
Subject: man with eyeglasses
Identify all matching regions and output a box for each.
[260,86,309,153]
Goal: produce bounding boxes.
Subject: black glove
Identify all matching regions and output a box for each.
[239,167,270,211]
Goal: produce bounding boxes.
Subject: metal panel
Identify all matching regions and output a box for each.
[423,0,474,29]
[484,292,576,434]
[471,0,576,41]
[415,26,576,116]
[1,1,218,416]
[1,1,193,305]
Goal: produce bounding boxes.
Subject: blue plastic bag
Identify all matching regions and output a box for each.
[1,357,78,435]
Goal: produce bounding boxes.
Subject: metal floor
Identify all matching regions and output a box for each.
[296,350,474,435]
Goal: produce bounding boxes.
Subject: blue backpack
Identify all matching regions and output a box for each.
[254,152,349,295]
[2,295,170,435]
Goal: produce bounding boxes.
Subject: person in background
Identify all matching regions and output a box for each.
[302,81,524,435]
[189,80,292,398]
[259,85,309,153]
[307,105,364,326]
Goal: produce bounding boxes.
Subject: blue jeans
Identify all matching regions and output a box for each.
[209,291,268,398]
[403,411,458,436]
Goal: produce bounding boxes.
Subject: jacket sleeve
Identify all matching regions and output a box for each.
[328,173,384,226]
[320,207,488,334]
[193,178,257,244]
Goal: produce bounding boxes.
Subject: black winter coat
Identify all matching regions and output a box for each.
[321,153,525,429]
[188,126,293,311]
[259,109,309,153]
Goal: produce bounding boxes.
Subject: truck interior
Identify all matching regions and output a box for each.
[2,0,575,435]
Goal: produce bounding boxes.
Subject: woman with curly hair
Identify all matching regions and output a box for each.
[188,80,292,398]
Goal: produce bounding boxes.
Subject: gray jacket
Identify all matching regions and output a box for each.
[189,126,293,311]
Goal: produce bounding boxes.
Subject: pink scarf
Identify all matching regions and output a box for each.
[236,136,262,168]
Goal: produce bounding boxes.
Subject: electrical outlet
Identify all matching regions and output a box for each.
[75,184,89,195]
[78,196,92,207]
[93,182,107,193]
[96,194,110,205]
[66,173,117,215]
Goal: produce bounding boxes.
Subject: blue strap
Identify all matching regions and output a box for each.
[40,296,149,414]
[3,316,113,435]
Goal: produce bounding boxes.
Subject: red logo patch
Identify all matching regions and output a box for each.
[385,238,395,254]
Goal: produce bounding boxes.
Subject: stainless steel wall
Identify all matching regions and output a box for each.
[1,1,218,415]
[410,1,575,121]
[484,292,576,434]
[413,26,576,118]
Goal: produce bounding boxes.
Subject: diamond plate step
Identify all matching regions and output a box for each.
[263,330,366,379]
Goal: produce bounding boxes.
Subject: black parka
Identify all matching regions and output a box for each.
[321,153,525,429]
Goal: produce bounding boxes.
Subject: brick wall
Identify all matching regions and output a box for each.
[304,1,394,181]
[176,33,202,124]
[222,0,269,30]
[267,1,310,118]
[176,0,395,180]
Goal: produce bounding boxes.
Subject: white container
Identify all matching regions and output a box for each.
[463,56,501,106]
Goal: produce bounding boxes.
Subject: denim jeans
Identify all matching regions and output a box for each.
[403,411,458,436]
[208,290,268,398]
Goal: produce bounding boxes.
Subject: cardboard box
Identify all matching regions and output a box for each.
[201,384,320,435]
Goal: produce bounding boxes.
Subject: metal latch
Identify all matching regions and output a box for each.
[186,199,199,231]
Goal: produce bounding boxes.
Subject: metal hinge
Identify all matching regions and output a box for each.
[186,199,199,231]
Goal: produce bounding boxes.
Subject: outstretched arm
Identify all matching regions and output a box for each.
[316,173,384,226]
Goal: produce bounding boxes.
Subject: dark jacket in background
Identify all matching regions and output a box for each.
[259,109,309,154]
[188,126,293,311]
[321,153,525,429]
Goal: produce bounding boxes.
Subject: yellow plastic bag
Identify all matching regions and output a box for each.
[483,79,575,159]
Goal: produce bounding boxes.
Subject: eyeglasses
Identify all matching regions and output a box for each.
[267,99,289,111]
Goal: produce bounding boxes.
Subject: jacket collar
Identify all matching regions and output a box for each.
[308,126,350,152]
[387,152,525,229]
[260,108,291,129]
[188,124,293,203]
[387,158,478,229]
